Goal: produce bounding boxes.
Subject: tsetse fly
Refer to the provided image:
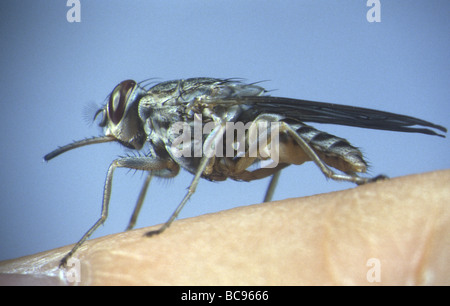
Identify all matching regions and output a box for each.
[44,77,446,266]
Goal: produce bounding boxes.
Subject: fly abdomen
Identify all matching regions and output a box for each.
[291,123,368,173]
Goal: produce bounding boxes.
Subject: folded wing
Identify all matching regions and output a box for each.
[232,96,447,137]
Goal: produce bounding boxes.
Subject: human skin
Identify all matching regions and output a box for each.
[0,170,449,285]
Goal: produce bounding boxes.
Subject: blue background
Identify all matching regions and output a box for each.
[1,1,448,261]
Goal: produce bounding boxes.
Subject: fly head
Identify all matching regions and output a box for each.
[95,80,148,150]
[44,80,149,161]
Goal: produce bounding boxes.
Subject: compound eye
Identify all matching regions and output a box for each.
[108,80,136,125]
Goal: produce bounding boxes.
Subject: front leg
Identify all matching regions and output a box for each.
[60,156,179,267]
[145,119,227,237]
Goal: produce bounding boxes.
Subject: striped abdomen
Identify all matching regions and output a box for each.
[278,122,368,173]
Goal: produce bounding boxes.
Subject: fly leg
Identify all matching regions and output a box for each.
[223,114,287,202]
[125,172,153,231]
[279,122,386,185]
[125,164,182,231]
[264,170,282,202]
[59,156,180,267]
[250,114,386,186]
[145,121,227,237]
